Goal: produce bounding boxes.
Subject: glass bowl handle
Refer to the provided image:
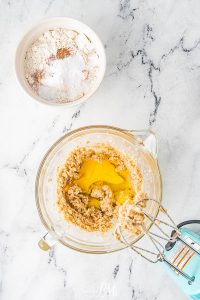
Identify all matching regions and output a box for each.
[128,129,158,159]
[38,233,56,251]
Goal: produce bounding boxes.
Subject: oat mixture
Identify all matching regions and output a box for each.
[57,144,146,235]
[24,28,100,103]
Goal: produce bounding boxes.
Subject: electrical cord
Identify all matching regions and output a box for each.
[165,220,200,251]
[177,220,200,228]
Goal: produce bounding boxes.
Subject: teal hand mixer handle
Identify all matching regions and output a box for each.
[163,220,200,299]
[118,199,200,299]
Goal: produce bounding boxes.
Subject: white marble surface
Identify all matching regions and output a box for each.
[1,0,200,299]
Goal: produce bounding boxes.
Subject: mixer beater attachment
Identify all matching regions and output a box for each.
[118,198,200,288]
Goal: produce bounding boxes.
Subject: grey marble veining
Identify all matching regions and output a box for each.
[1,0,200,299]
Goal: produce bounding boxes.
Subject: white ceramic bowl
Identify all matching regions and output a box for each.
[15,17,106,106]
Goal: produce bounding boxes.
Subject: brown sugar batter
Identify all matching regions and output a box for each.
[57,144,146,235]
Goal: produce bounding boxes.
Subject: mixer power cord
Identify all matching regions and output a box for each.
[165,219,200,251]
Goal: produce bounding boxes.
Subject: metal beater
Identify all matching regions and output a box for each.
[118,198,200,299]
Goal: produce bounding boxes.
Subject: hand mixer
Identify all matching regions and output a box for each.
[118,198,200,299]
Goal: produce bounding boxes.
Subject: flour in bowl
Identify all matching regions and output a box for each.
[24,28,100,103]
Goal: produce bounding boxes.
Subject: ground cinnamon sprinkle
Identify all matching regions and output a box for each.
[34,70,43,83]
[56,48,71,59]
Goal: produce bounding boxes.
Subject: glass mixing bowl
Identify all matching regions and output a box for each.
[36,125,162,253]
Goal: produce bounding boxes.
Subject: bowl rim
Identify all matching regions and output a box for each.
[35,125,162,254]
[15,16,106,107]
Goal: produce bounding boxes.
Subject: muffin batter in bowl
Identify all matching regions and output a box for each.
[57,143,146,236]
